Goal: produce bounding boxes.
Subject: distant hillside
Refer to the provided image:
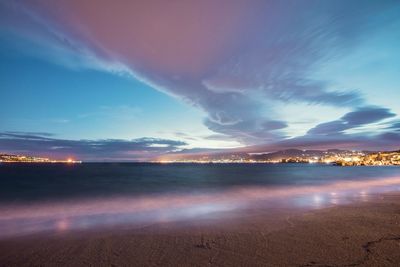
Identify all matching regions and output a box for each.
[165,148,377,162]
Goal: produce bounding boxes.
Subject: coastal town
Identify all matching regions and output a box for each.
[158,149,400,166]
[1,150,400,166]
[0,154,81,164]
[334,150,400,166]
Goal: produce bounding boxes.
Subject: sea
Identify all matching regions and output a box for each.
[0,163,400,237]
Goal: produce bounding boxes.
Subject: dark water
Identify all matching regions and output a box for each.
[1,163,400,203]
[1,163,400,237]
[0,163,400,201]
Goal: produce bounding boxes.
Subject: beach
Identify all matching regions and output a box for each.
[1,164,400,266]
[1,191,400,266]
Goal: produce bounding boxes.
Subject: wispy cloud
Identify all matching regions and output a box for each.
[308,106,396,135]
[1,0,399,151]
[0,132,186,161]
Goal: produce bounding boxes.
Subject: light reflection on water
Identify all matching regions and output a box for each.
[1,176,400,238]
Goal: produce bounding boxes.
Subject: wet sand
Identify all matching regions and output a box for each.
[1,193,400,266]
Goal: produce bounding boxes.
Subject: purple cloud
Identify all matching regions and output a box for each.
[308,106,396,135]
[1,0,399,150]
[0,132,186,161]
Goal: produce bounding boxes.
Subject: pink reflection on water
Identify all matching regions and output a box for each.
[1,176,400,238]
[55,218,69,232]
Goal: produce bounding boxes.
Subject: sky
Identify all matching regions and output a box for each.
[0,0,399,161]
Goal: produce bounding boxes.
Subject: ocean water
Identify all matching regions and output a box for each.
[1,163,400,202]
[0,163,400,237]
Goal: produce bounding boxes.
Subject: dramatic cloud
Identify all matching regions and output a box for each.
[163,107,400,160]
[3,0,398,144]
[1,0,399,154]
[308,106,396,135]
[0,132,186,161]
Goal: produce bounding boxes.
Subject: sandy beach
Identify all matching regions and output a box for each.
[0,192,399,267]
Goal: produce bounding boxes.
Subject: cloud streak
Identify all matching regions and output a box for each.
[11,2,394,138]
[308,106,396,135]
[1,0,399,153]
[0,132,186,161]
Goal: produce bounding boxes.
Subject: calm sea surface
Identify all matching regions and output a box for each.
[1,163,400,202]
[1,163,400,237]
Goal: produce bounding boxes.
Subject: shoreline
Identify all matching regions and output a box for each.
[1,176,400,239]
[1,191,400,266]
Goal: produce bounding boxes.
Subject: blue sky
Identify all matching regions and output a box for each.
[0,0,399,160]
[0,46,205,140]
[0,35,236,151]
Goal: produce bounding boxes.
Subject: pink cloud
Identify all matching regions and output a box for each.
[3,0,398,148]
[28,0,265,78]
